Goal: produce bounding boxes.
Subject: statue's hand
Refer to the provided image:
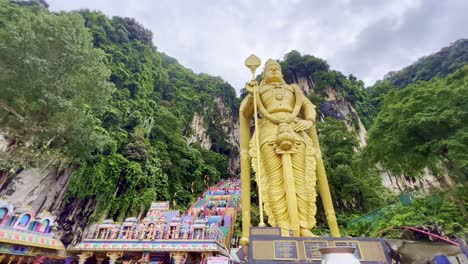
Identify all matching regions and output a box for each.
[245,80,257,93]
[293,119,313,132]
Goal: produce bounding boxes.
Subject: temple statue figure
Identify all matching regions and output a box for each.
[239,56,340,245]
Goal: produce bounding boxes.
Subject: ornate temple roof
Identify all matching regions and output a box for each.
[0,225,65,250]
[0,199,65,251]
[73,179,240,257]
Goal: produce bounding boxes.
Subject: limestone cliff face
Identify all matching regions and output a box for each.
[320,86,367,147]
[0,166,73,213]
[380,170,442,193]
[0,137,71,212]
[188,111,212,149]
[188,96,240,174]
[55,197,96,246]
[0,167,93,247]
[213,96,240,173]
[0,133,95,246]
[295,76,367,147]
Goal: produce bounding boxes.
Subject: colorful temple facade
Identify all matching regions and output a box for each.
[72,179,241,264]
[0,199,69,264]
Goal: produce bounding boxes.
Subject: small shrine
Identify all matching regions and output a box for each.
[71,179,241,264]
[0,198,70,264]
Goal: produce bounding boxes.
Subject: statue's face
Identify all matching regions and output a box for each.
[264,64,284,83]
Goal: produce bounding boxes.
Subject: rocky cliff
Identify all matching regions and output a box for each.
[0,132,92,245]
[188,96,240,174]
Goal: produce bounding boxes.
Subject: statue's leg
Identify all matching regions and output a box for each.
[292,144,317,237]
[261,144,290,235]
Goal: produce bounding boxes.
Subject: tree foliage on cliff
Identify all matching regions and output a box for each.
[367,39,468,123]
[318,117,384,214]
[364,66,468,183]
[66,10,238,219]
[0,2,238,221]
[0,0,113,168]
[382,39,468,89]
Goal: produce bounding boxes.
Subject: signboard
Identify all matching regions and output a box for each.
[250,227,281,236]
[304,241,328,260]
[150,201,170,211]
[273,240,298,260]
[207,256,229,264]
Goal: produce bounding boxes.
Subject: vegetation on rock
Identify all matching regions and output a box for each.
[365,66,468,182]
[318,118,384,214]
[67,10,239,219]
[0,0,114,169]
[364,66,468,220]
[382,39,468,89]
[0,2,238,223]
[367,39,468,123]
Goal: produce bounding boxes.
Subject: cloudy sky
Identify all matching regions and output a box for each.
[47,0,468,94]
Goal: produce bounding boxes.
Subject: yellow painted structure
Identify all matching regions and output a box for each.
[239,55,340,245]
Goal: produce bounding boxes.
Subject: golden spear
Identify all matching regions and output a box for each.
[244,54,266,227]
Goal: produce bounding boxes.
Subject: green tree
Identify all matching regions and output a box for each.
[367,40,468,126]
[383,39,468,89]
[318,117,384,214]
[364,66,468,218]
[0,1,114,167]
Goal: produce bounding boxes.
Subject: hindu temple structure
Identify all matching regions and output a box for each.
[72,179,240,264]
[0,199,69,264]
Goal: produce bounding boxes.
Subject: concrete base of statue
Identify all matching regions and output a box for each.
[241,227,392,264]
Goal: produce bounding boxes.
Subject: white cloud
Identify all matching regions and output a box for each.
[47,0,468,93]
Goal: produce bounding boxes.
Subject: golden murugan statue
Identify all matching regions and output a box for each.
[239,55,340,245]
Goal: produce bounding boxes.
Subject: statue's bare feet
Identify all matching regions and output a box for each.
[280,229,290,237]
[278,221,291,237]
[300,228,317,237]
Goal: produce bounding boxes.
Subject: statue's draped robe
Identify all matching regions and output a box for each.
[249,84,317,231]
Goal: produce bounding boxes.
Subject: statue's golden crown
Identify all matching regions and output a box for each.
[264,59,280,69]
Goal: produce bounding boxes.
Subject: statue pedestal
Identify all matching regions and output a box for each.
[243,227,392,264]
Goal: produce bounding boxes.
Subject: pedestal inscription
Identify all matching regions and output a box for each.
[273,241,298,260]
[246,227,391,263]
